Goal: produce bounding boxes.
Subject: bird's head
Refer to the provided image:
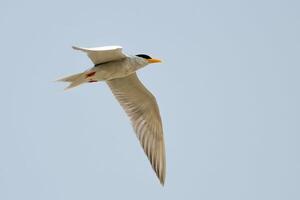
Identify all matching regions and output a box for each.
[135,54,162,64]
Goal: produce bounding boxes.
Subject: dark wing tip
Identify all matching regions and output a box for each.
[72,46,81,50]
[159,176,165,186]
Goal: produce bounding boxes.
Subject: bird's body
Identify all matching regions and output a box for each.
[88,57,148,82]
[58,46,166,185]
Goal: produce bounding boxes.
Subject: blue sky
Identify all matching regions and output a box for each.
[1,0,300,199]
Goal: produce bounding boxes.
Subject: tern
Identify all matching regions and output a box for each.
[58,46,166,185]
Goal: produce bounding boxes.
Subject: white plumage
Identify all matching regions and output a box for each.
[59,46,166,185]
[72,45,127,64]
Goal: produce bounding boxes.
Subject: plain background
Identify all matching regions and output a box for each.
[1,0,299,199]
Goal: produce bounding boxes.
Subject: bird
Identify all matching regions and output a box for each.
[58,45,166,185]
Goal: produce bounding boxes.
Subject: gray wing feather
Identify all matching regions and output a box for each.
[72,45,127,65]
[106,73,166,185]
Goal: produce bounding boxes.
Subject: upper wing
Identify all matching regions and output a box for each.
[107,73,166,185]
[72,45,127,65]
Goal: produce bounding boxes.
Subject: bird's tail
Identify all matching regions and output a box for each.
[57,72,86,90]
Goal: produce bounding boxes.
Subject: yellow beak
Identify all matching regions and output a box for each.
[147,58,162,63]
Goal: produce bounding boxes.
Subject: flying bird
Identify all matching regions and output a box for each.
[58,46,166,185]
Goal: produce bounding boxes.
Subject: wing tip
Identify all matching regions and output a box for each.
[158,166,166,186]
[72,46,81,50]
[159,177,165,186]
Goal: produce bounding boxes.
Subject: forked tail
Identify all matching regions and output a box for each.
[57,72,86,90]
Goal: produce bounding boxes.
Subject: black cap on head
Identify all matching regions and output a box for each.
[136,54,152,59]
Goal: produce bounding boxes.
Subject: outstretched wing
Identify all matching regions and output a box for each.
[107,73,166,185]
[72,45,127,65]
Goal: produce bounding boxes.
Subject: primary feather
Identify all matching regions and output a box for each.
[107,73,166,185]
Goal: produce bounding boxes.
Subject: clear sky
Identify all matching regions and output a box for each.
[1,0,299,199]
